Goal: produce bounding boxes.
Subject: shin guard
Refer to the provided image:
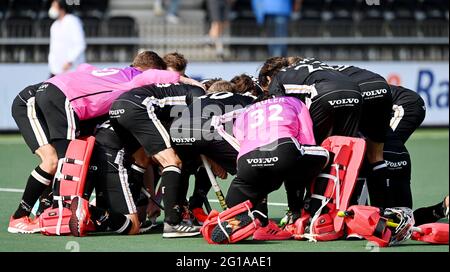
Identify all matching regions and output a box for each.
[341,205,392,247]
[293,136,366,241]
[39,137,96,236]
[412,223,449,245]
[201,200,261,244]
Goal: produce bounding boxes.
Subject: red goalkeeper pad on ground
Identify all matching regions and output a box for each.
[411,223,449,245]
[342,205,392,247]
[201,200,261,244]
[292,136,366,241]
[39,136,96,236]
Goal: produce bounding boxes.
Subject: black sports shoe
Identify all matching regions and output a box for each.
[279,210,301,228]
[139,218,161,234]
[211,212,253,243]
[162,221,201,238]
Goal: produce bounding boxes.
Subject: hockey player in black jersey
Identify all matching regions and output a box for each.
[109,83,205,238]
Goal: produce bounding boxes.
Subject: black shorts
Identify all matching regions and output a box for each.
[170,119,238,175]
[34,83,80,142]
[226,138,329,208]
[358,78,393,143]
[11,83,50,153]
[310,81,363,144]
[109,96,171,156]
[390,95,426,144]
[88,130,137,215]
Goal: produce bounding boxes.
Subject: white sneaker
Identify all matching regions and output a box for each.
[163,221,201,238]
[166,14,180,24]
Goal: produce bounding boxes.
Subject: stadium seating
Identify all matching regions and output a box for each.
[10,0,41,18]
[0,0,447,62]
[420,0,449,37]
[79,0,109,18]
[38,16,53,37]
[5,15,33,37]
[106,16,137,37]
[0,0,9,20]
[81,15,101,37]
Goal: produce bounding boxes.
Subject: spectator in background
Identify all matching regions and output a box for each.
[166,0,181,24]
[48,0,86,77]
[153,0,181,24]
[207,0,233,58]
[252,0,301,57]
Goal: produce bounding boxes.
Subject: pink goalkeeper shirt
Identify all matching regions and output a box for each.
[46,66,180,120]
[233,97,316,158]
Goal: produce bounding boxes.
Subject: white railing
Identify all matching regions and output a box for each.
[0,36,448,45]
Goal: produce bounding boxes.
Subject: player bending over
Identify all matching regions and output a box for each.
[210,96,330,242]
[367,85,448,224]
[105,83,205,238]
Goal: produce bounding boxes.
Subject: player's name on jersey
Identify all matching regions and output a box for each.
[246,97,287,111]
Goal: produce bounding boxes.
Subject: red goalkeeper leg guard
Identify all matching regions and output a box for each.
[201,200,261,244]
[412,223,449,245]
[342,205,392,247]
[39,137,95,236]
[293,136,366,241]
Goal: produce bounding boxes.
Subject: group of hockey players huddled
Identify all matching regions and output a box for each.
[8,50,449,246]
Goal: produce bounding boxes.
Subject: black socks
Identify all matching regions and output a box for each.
[414,200,447,226]
[161,166,182,225]
[129,163,146,201]
[254,198,269,227]
[13,166,53,219]
[89,205,132,234]
[367,161,389,208]
[189,167,212,209]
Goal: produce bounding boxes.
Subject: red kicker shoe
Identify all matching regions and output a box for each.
[8,216,41,234]
[69,196,91,237]
[253,220,293,241]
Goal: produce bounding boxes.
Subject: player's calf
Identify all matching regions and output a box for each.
[152,149,200,237]
[9,145,58,233]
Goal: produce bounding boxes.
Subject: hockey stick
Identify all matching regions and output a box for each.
[338,211,422,233]
[203,192,213,214]
[200,155,228,210]
[141,187,164,211]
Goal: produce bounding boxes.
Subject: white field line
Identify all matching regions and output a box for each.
[0,188,24,193]
[0,187,289,207]
[208,199,288,207]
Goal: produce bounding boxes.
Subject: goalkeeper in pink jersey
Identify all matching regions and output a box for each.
[211,96,330,242]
